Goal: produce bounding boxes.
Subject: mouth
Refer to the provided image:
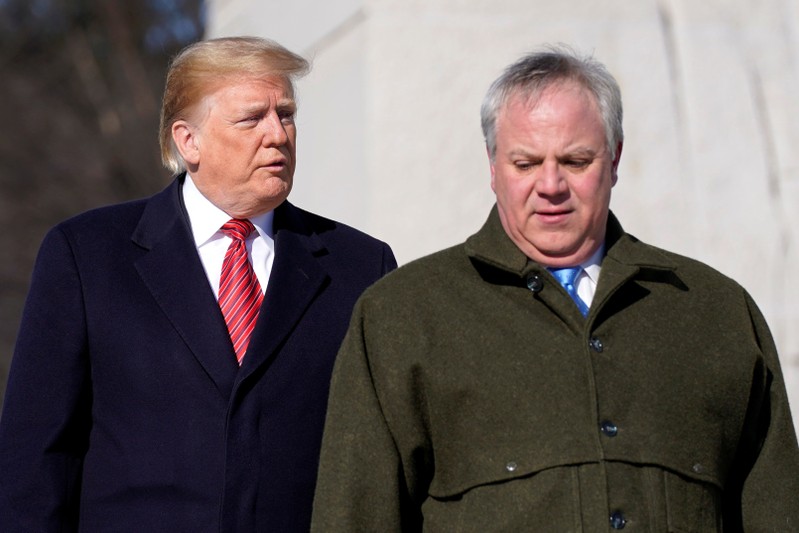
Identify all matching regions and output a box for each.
[260,159,288,172]
[535,209,572,224]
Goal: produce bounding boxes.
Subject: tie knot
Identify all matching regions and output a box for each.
[221,219,255,241]
[549,266,582,287]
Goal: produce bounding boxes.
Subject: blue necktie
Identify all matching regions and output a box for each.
[549,267,589,316]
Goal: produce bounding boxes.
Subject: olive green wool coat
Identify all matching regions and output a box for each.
[312,208,799,532]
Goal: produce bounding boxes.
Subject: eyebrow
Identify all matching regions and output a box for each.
[507,149,539,159]
[239,98,296,115]
[506,147,599,159]
[276,99,297,111]
[561,147,598,158]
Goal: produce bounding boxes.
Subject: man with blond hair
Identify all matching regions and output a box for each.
[0,36,395,531]
[312,47,799,531]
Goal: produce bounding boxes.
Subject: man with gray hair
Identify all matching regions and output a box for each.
[311,47,799,531]
[0,36,395,531]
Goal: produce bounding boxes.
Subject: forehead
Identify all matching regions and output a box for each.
[504,81,599,121]
[496,82,604,145]
[209,74,294,101]
[189,75,294,124]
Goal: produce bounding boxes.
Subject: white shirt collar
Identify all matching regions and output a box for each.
[579,244,605,287]
[182,173,274,244]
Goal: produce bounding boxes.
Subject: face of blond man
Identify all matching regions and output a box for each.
[490,81,622,268]
[172,74,298,219]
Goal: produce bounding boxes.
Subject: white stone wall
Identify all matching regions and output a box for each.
[207,0,799,426]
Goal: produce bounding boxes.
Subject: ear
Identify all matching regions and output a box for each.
[610,141,623,186]
[487,144,497,192]
[171,120,201,166]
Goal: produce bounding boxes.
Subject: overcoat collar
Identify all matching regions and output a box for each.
[465,205,679,275]
[464,206,684,321]
[464,205,530,276]
[131,175,330,399]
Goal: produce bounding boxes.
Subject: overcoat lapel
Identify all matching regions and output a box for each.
[132,177,239,398]
[237,202,329,382]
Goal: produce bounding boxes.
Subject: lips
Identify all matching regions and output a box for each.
[535,209,572,224]
[260,158,288,171]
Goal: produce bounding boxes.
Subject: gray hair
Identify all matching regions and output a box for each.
[480,45,623,160]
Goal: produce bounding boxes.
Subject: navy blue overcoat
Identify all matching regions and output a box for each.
[0,175,396,532]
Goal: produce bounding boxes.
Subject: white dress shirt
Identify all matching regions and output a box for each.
[574,245,604,307]
[182,174,275,299]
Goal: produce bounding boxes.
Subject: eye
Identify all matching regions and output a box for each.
[238,114,261,125]
[513,159,540,171]
[278,110,296,125]
[563,159,591,170]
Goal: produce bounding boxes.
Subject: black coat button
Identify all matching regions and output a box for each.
[589,337,604,352]
[609,511,627,529]
[600,420,618,437]
[526,274,543,293]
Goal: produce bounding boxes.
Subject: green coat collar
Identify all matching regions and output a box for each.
[464,205,684,309]
[465,205,679,273]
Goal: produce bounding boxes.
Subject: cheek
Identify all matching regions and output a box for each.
[286,141,297,162]
[495,177,520,209]
[574,176,611,217]
[508,178,536,207]
[494,169,535,214]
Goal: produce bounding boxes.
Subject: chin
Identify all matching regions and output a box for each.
[258,190,289,208]
[532,244,584,265]
[257,175,291,195]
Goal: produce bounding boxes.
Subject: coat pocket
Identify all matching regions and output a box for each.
[423,465,582,532]
[664,469,722,532]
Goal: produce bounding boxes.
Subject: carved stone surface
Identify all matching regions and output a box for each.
[208,0,799,425]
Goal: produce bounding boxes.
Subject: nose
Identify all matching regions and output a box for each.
[260,112,289,147]
[535,160,567,196]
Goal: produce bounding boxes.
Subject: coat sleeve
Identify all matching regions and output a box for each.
[0,226,91,532]
[732,291,799,530]
[311,295,425,532]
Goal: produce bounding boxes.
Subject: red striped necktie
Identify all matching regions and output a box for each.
[219,219,264,365]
